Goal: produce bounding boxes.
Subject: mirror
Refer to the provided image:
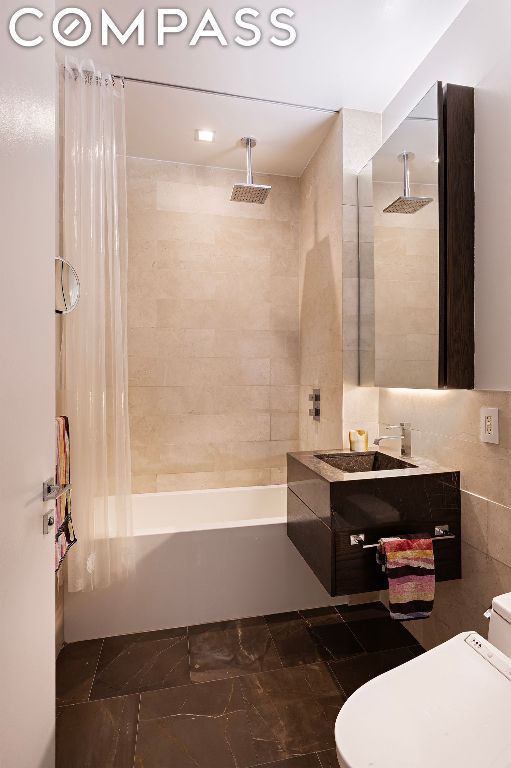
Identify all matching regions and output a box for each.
[55,257,80,315]
[360,82,475,390]
[359,83,441,389]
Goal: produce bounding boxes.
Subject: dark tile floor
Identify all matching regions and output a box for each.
[56,602,422,768]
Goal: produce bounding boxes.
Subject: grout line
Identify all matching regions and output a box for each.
[316,749,335,767]
[185,624,192,686]
[132,694,142,768]
[262,614,287,670]
[58,691,140,709]
[325,660,348,700]
[332,605,370,653]
[86,638,105,702]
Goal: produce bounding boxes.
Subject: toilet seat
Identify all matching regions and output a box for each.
[335,633,511,768]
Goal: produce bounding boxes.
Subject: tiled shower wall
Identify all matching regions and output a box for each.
[298,115,343,450]
[380,388,511,648]
[127,158,300,493]
[341,109,381,448]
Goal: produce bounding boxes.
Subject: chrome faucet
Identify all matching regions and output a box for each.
[374,423,412,458]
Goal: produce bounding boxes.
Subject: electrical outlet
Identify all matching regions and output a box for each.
[480,407,499,445]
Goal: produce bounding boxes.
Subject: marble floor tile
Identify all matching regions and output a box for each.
[343,617,419,653]
[57,603,422,767]
[135,677,257,768]
[329,647,416,697]
[189,616,282,682]
[300,610,364,661]
[266,609,364,666]
[56,695,139,768]
[56,639,103,705]
[265,612,329,667]
[240,663,345,765]
[90,627,189,700]
[335,602,390,623]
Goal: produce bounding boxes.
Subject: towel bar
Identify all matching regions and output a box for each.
[350,526,455,549]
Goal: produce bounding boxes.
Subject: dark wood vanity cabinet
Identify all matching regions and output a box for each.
[287,452,462,597]
[439,84,475,389]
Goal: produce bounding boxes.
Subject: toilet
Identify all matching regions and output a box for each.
[335,593,511,767]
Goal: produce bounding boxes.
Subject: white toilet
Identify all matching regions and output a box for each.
[335,593,511,767]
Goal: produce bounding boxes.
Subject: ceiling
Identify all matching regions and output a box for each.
[75,0,470,175]
[78,0,470,111]
[124,82,337,176]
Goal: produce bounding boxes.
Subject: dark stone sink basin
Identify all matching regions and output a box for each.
[315,451,417,473]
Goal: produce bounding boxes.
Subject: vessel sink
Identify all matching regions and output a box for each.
[316,451,416,473]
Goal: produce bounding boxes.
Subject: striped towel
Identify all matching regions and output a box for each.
[55,416,77,572]
[377,537,435,620]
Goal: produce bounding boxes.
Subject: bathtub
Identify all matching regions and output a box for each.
[64,484,343,642]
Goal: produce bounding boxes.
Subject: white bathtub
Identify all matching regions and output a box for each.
[64,485,342,641]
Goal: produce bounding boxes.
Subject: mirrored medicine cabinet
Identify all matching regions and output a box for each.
[359,82,475,390]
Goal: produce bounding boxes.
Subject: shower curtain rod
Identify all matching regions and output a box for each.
[115,74,340,114]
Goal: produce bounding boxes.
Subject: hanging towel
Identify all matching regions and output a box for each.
[377,537,435,620]
[55,417,77,573]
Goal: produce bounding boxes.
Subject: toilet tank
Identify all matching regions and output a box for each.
[488,593,511,658]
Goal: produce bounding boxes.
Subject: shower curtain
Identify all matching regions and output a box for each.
[60,59,133,591]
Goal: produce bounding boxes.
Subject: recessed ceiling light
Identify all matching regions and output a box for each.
[195,129,215,143]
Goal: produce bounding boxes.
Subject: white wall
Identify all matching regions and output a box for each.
[382,0,511,390]
[383,0,511,139]
[0,8,56,766]
[474,54,511,389]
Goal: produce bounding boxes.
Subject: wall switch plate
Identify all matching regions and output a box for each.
[480,407,499,444]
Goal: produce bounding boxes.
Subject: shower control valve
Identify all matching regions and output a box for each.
[309,390,321,422]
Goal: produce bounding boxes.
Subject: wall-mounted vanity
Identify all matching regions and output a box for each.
[287,450,461,597]
[359,82,475,390]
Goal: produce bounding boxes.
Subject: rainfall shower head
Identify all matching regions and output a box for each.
[231,137,271,204]
[383,152,433,215]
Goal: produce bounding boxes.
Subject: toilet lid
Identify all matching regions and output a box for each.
[335,632,511,768]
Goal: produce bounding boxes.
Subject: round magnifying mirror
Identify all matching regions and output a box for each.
[55,257,80,314]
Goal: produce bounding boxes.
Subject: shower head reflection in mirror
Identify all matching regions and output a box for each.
[383,152,433,215]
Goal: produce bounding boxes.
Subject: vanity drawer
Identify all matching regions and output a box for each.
[287,489,334,594]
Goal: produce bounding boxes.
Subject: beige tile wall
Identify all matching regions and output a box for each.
[127,158,300,492]
[379,387,511,648]
[341,110,381,448]
[298,115,344,450]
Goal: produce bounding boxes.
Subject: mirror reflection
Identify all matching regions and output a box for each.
[359,83,440,389]
[55,257,80,315]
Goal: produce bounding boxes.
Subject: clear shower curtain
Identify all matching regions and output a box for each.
[60,59,133,591]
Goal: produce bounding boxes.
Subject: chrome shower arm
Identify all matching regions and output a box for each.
[244,137,256,186]
[402,151,411,198]
[246,139,253,185]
